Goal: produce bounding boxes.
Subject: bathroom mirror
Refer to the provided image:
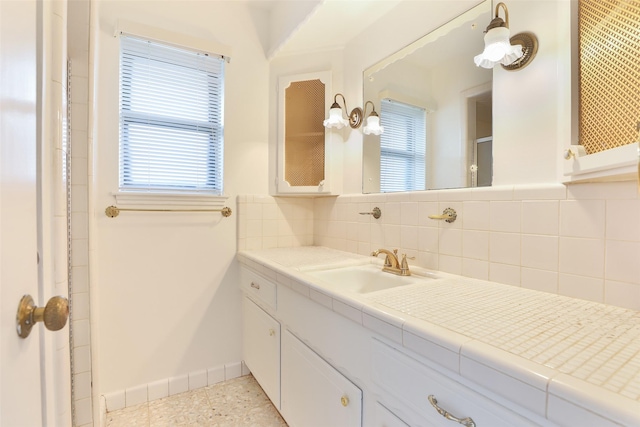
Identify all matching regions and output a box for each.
[363,0,492,193]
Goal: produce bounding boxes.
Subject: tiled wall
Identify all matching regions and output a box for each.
[238,181,640,311]
[237,195,315,251]
[68,0,93,425]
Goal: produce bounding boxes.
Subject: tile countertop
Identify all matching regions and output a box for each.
[237,246,640,426]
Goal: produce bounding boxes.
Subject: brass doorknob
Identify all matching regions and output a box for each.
[16,295,69,338]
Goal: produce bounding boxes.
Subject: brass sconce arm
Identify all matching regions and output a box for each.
[363,100,378,119]
[330,92,364,129]
[486,2,510,31]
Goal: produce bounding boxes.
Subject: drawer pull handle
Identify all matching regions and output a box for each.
[340,395,349,407]
[250,282,260,290]
[269,328,275,337]
[428,395,476,427]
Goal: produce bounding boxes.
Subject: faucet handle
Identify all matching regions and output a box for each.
[400,254,413,276]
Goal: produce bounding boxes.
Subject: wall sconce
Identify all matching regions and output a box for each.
[473,2,538,71]
[324,93,384,135]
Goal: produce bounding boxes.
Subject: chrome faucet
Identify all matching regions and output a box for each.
[371,248,411,276]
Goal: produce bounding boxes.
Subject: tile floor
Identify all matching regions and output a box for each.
[106,374,288,427]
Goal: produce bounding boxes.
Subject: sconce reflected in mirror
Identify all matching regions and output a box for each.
[324,93,384,135]
[474,2,538,71]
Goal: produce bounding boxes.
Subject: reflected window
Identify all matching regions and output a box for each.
[380,99,426,192]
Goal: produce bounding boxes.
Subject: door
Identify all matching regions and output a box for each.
[1,1,66,425]
[281,330,362,427]
[243,296,281,409]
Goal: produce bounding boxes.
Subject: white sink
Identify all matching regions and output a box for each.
[307,264,421,294]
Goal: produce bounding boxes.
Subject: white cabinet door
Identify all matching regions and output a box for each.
[276,71,335,195]
[281,330,362,427]
[243,296,281,409]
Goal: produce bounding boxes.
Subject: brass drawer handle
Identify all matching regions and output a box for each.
[250,282,260,290]
[269,328,275,337]
[428,395,475,427]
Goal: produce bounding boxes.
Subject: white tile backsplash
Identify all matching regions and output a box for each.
[521,200,559,235]
[605,240,640,284]
[558,273,604,303]
[560,200,606,238]
[462,230,489,260]
[489,232,521,265]
[521,234,559,271]
[606,199,640,241]
[489,262,521,286]
[559,237,605,278]
[490,201,521,233]
[238,181,640,310]
[438,228,462,256]
[521,268,558,293]
[462,201,490,230]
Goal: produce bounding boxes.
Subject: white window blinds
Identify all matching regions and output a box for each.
[379,99,426,192]
[119,35,224,194]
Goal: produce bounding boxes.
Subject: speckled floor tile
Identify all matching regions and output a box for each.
[106,374,287,427]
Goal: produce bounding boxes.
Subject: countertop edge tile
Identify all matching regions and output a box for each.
[548,373,640,427]
[460,352,549,416]
[402,330,462,374]
[362,312,403,344]
[460,340,557,390]
[402,316,469,354]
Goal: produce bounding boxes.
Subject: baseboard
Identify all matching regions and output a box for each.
[101,360,251,413]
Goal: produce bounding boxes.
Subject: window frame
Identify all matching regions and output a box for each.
[112,22,231,209]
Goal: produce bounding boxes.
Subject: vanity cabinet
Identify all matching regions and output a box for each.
[240,262,549,427]
[240,267,281,409]
[281,330,362,427]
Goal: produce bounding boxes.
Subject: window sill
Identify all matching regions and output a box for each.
[112,191,229,210]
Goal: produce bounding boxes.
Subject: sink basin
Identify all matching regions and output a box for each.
[307,264,419,294]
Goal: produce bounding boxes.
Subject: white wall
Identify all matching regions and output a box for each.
[491,0,567,185]
[91,0,270,396]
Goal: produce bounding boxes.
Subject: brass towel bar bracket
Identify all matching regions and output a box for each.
[105,205,232,218]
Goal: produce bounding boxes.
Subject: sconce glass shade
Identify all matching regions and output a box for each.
[474,26,523,68]
[323,106,349,129]
[363,115,384,135]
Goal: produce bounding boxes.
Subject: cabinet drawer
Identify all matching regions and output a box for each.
[372,339,539,427]
[375,402,410,427]
[240,267,277,310]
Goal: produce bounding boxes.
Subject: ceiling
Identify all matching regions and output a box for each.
[245,0,403,59]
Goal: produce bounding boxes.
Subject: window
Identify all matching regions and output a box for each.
[379,99,426,192]
[119,35,224,194]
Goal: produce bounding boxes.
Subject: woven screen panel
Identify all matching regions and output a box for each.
[284,79,326,186]
[579,0,640,154]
